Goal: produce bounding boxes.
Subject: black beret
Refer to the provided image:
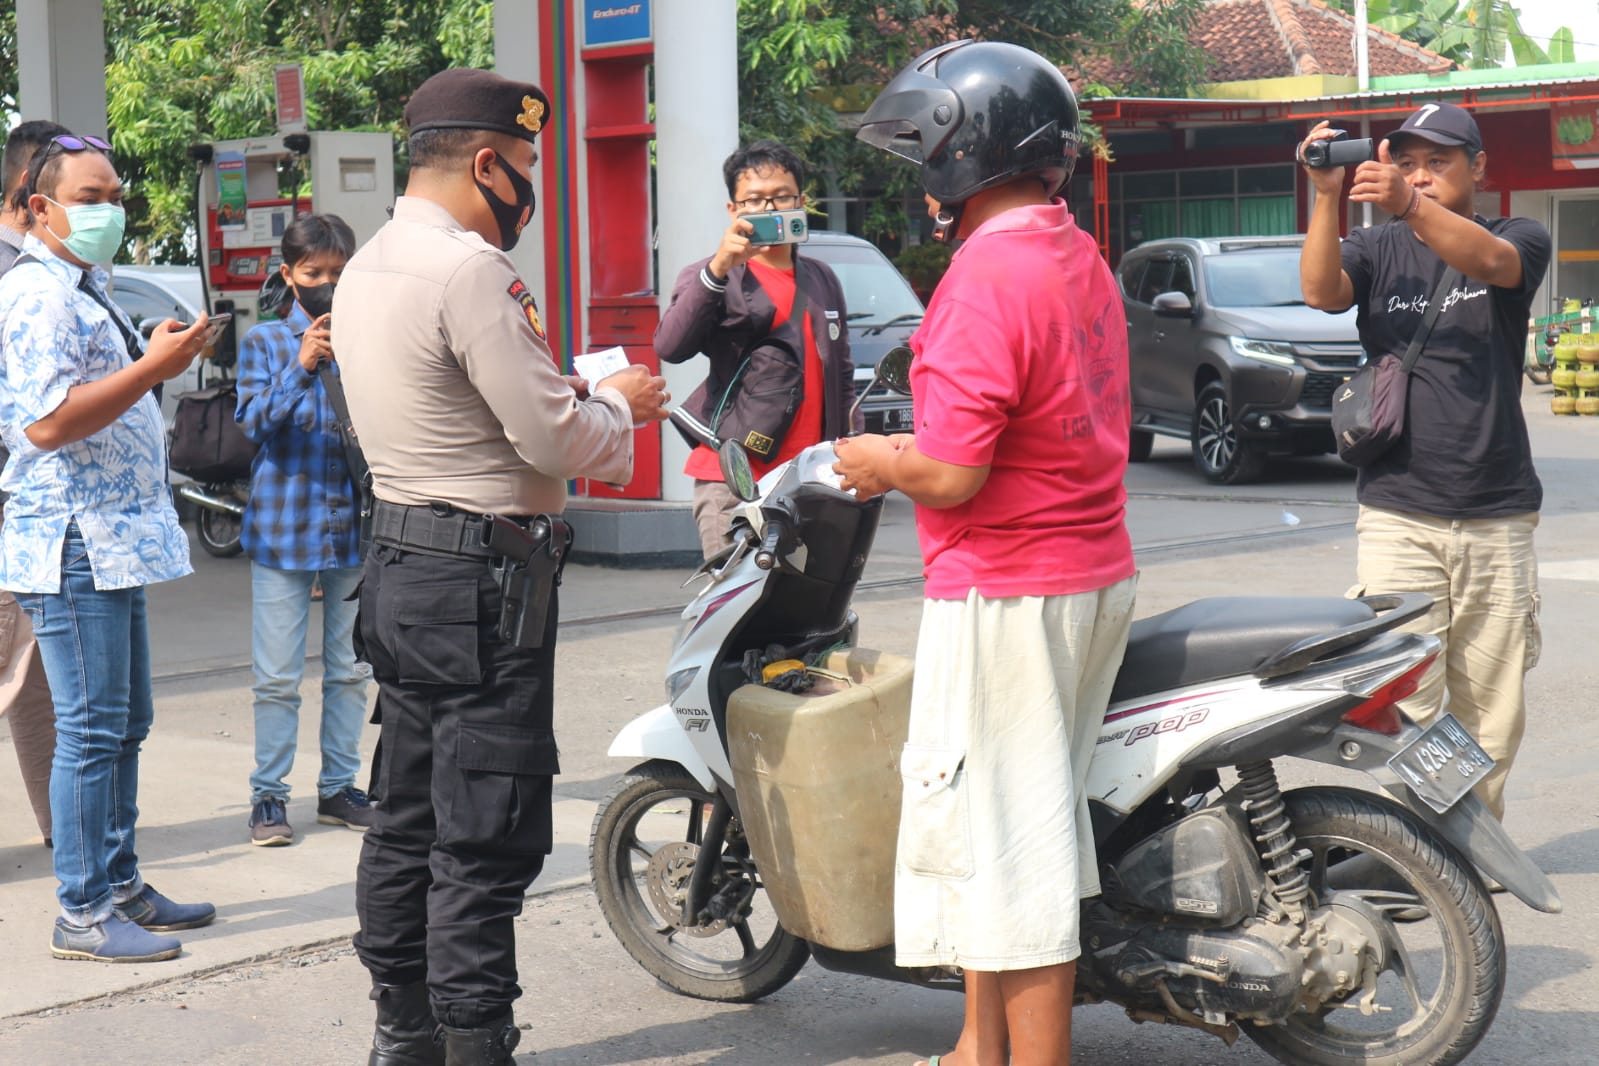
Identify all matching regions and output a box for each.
[405,68,551,144]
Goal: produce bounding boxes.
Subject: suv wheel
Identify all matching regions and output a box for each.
[1192,381,1265,484]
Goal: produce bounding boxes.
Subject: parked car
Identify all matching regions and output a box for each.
[1117,236,1363,484]
[803,231,920,434]
[107,264,211,426]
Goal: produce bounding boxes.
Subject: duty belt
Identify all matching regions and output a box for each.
[370,500,573,649]
[370,500,500,559]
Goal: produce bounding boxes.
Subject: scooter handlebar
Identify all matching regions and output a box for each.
[754,521,784,570]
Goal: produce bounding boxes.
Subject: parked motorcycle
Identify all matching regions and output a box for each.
[176,476,247,557]
[589,349,1560,1066]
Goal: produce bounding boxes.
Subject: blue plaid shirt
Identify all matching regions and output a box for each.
[235,304,360,571]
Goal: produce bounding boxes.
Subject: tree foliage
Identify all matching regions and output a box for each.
[1328,0,1575,68]
[734,0,1210,245]
[0,0,490,263]
[0,0,1215,261]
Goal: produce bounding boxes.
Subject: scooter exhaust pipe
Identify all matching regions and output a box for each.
[177,483,246,518]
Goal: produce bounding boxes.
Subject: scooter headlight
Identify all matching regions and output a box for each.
[666,667,700,704]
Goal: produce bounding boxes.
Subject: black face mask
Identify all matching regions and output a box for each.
[477,151,535,252]
[294,282,335,319]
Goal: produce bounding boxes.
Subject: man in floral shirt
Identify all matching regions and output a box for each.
[0,133,215,962]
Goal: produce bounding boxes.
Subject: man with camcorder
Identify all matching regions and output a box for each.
[656,140,860,559]
[1299,102,1548,820]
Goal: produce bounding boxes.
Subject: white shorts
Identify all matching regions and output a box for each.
[894,578,1136,971]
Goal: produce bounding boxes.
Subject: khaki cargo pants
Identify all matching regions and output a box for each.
[1353,506,1539,819]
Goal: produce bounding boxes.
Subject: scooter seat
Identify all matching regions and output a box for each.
[1109,596,1376,704]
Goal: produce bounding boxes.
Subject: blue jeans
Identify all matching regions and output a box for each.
[16,527,152,925]
[249,563,367,802]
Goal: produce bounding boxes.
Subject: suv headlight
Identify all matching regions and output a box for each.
[1228,337,1297,366]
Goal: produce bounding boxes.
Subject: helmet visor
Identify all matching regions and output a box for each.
[856,118,927,164]
[855,43,965,165]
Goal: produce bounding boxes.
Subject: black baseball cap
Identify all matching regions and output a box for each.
[1389,102,1481,154]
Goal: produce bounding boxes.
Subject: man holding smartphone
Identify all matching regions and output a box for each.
[656,140,860,558]
[0,132,216,963]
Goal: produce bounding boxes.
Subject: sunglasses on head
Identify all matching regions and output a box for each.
[51,134,113,153]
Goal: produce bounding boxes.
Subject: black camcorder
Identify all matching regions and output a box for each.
[1300,130,1376,168]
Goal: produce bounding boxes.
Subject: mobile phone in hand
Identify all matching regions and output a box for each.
[200,312,233,345]
[743,209,809,246]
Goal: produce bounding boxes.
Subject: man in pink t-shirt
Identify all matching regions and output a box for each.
[835,41,1135,1066]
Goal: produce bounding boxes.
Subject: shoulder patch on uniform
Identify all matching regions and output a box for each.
[507,279,546,340]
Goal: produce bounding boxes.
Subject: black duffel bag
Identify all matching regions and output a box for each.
[168,381,258,482]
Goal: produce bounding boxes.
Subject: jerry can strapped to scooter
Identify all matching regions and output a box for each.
[727,647,913,953]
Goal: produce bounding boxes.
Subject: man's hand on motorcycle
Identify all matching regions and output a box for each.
[832,434,898,499]
[298,313,333,372]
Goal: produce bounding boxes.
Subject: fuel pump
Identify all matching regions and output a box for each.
[174,130,394,557]
[189,131,395,362]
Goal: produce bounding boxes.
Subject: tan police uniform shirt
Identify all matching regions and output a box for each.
[331,196,633,515]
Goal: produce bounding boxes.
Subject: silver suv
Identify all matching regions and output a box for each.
[1117,236,1363,484]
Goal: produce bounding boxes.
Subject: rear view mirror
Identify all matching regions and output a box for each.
[1152,291,1193,318]
[719,440,759,502]
[877,345,913,395]
[846,345,915,433]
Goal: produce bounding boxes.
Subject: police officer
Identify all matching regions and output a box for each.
[331,69,668,1066]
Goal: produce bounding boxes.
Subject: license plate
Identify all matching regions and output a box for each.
[881,406,914,431]
[1388,713,1495,813]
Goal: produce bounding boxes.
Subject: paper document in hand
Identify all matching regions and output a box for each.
[573,346,631,390]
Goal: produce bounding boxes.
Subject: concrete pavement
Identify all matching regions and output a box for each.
[3,401,1597,1061]
[0,480,1354,1022]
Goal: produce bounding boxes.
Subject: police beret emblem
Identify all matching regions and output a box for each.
[517,96,545,134]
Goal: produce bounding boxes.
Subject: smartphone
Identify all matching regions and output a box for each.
[202,312,233,341]
[743,209,809,247]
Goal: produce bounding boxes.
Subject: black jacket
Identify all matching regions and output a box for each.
[656,252,861,442]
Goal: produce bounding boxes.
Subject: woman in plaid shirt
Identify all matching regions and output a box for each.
[235,215,371,847]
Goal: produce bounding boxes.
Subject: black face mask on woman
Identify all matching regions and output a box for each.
[477,152,535,252]
[294,282,335,319]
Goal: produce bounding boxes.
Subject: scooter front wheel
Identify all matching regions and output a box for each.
[589,760,810,1002]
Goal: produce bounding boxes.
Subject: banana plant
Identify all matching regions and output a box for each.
[1361,0,1573,69]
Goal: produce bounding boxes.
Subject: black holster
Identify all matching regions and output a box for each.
[479,514,572,649]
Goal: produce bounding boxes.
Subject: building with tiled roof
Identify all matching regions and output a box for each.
[1070,0,1452,90]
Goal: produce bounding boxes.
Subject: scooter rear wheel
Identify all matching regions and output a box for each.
[589,760,810,1002]
[1244,787,1504,1066]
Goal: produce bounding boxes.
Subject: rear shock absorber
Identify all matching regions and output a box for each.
[1237,760,1309,920]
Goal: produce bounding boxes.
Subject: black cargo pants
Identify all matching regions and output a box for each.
[352,542,560,1029]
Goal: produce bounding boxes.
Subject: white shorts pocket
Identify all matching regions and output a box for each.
[897,743,974,881]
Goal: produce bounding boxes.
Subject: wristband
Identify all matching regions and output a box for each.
[1400,188,1421,222]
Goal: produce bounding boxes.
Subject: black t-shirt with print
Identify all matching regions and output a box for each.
[1339,216,1550,518]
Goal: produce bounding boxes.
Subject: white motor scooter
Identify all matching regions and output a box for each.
[590,349,1559,1066]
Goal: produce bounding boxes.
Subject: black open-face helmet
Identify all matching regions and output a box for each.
[857,40,1081,206]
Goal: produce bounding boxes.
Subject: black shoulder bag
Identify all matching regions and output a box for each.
[317,365,375,557]
[1331,267,1459,468]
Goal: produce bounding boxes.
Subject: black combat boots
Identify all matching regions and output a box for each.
[368,982,445,1066]
[441,1014,521,1065]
